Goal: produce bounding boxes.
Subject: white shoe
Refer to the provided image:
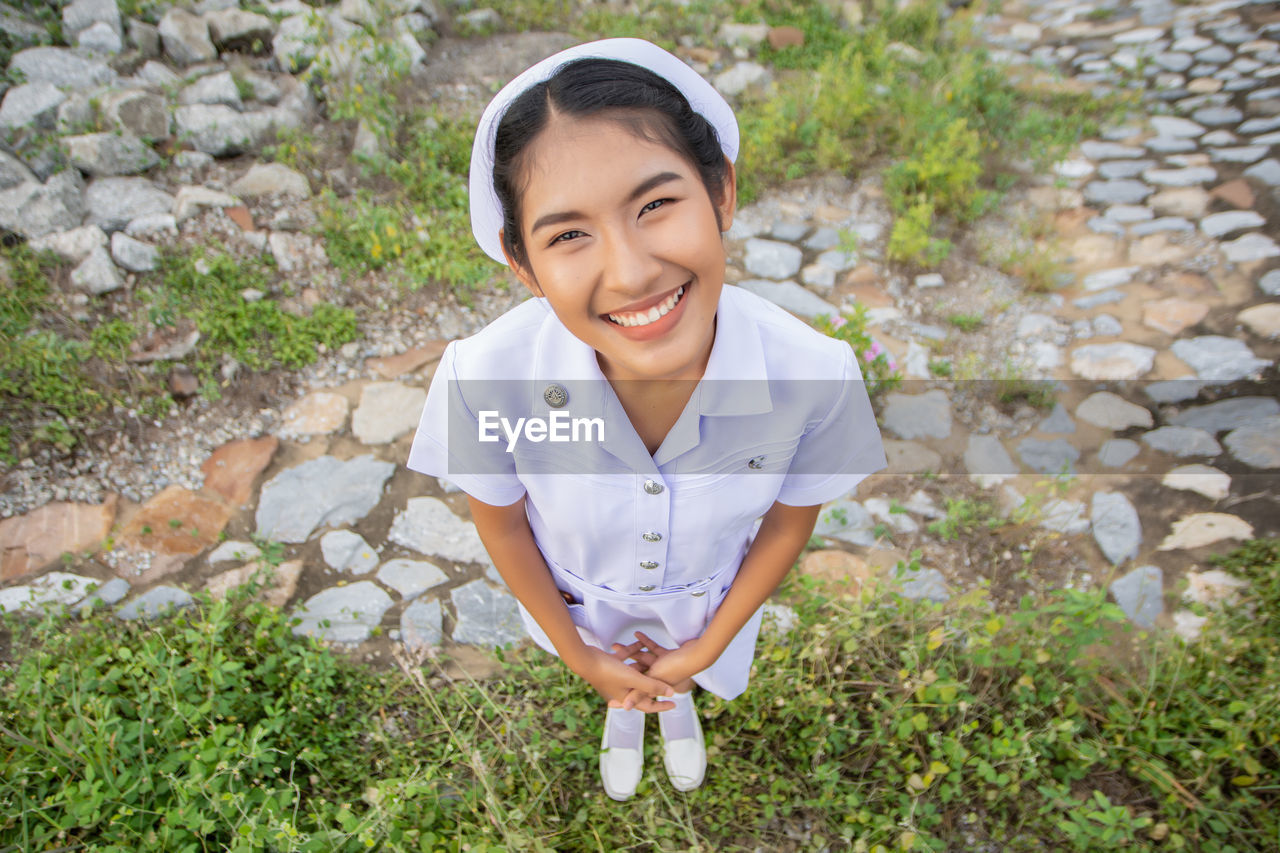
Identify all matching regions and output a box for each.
[600,707,644,801]
[658,691,706,792]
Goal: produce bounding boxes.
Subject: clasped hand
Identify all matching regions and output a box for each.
[576,631,706,713]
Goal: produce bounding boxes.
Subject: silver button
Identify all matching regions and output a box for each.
[543,383,568,408]
[642,531,663,542]
[639,584,655,591]
[640,560,659,570]
[643,479,664,495]
[690,589,707,597]
[748,455,766,470]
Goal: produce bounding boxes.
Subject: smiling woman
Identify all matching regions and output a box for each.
[406,38,886,802]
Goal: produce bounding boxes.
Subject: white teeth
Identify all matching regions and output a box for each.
[608,285,686,328]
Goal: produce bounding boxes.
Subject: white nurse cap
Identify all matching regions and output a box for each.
[468,37,740,266]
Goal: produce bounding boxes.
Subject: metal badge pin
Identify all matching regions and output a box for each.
[748,456,766,469]
[543,383,568,408]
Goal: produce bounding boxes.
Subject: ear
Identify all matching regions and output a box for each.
[717,157,737,234]
[499,229,543,297]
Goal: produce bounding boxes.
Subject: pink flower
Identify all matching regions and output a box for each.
[830,315,847,330]
[864,341,884,362]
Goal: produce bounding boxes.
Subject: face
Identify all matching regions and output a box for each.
[502,113,735,383]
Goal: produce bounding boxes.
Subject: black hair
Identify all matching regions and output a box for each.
[492,57,731,270]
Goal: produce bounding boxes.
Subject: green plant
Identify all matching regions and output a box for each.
[927,497,1003,541]
[813,304,901,397]
[994,359,1056,408]
[946,312,984,332]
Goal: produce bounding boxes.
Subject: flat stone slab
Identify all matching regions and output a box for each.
[814,499,876,547]
[1182,569,1248,608]
[1200,210,1266,237]
[1162,464,1231,500]
[291,581,392,643]
[1170,336,1270,381]
[1238,304,1280,339]
[1083,180,1153,204]
[1017,438,1080,475]
[207,540,261,564]
[1070,342,1156,380]
[376,558,448,600]
[1076,391,1153,430]
[255,455,395,544]
[735,279,839,318]
[882,390,952,440]
[351,381,426,445]
[400,598,443,650]
[1223,416,1280,468]
[1091,491,1142,565]
[1168,396,1280,433]
[964,435,1019,486]
[1037,498,1089,535]
[389,497,492,566]
[1158,513,1253,551]
[0,498,116,582]
[116,585,194,620]
[0,571,100,613]
[1110,565,1163,628]
[1220,233,1280,263]
[743,238,803,279]
[893,564,949,603]
[1038,403,1075,434]
[320,529,379,573]
[1098,438,1141,468]
[1140,426,1222,457]
[280,391,349,436]
[451,579,524,647]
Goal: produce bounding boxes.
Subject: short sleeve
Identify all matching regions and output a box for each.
[775,345,887,506]
[406,343,528,507]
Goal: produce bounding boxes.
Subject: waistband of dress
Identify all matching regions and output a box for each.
[547,557,739,605]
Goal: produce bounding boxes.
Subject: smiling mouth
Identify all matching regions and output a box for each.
[605,284,687,327]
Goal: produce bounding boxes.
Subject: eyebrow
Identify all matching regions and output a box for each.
[529,171,685,235]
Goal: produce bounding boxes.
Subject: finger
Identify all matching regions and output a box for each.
[634,631,673,654]
[629,649,659,667]
[634,697,676,713]
[612,640,645,655]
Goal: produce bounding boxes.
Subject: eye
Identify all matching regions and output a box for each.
[549,229,585,246]
[640,198,672,215]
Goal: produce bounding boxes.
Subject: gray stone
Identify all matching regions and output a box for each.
[109,231,158,272]
[1082,140,1145,159]
[1154,52,1192,72]
[320,529,379,573]
[400,598,442,650]
[1150,115,1205,137]
[1243,158,1280,185]
[1110,565,1163,628]
[116,586,194,620]
[63,132,159,177]
[1145,380,1209,404]
[102,90,169,140]
[1201,130,1237,146]
[457,8,501,32]
[1082,267,1140,291]
[0,150,35,191]
[964,435,1018,487]
[814,499,876,547]
[0,171,85,240]
[1259,270,1280,296]
[351,381,426,444]
[128,19,161,56]
[174,185,239,222]
[743,238,802,279]
[1221,233,1280,263]
[1084,179,1154,204]
[124,212,177,237]
[714,61,771,98]
[1105,205,1151,225]
[735,280,838,319]
[1223,416,1280,468]
[70,245,122,295]
[1098,159,1155,179]
[0,81,65,130]
[1016,313,1059,339]
[1171,336,1270,381]
[1016,438,1080,475]
[1038,498,1089,534]
[451,580,524,647]
[29,224,107,262]
[291,581,392,644]
[1074,289,1126,309]
[893,564,949,603]
[0,571,100,613]
[1092,314,1123,337]
[376,558,447,600]
[1201,210,1266,238]
[390,497,491,566]
[1146,136,1198,153]
[272,14,321,72]
[816,249,857,271]
[864,497,919,534]
[256,455,395,543]
[1131,217,1194,236]
[8,46,116,89]
[801,263,836,289]
[804,226,840,251]
[78,20,122,53]
[179,71,243,109]
[158,8,216,65]
[1192,105,1243,125]
[1070,342,1156,380]
[230,162,310,199]
[1143,166,1217,186]
[174,104,271,156]
[1088,217,1125,236]
[71,577,129,611]
[1038,403,1075,434]
[134,59,181,88]
[1169,397,1280,433]
[205,9,274,49]
[62,0,121,37]
[84,176,173,233]
[1092,491,1142,565]
[1210,145,1268,163]
[914,273,945,288]
[883,390,951,440]
[1027,342,1062,371]
[1098,438,1142,467]
[1162,464,1231,500]
[207,540,261,563]
[1141,425,1223,457]
[1240,116,1280,133]
[1076,391,1153,430]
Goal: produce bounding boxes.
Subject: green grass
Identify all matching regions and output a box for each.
[946,312,985,332]
[4,540,1277,850]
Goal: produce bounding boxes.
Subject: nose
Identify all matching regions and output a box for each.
[600,222,663,296]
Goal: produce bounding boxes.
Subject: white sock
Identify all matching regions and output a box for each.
[604,707,644,751]
[660,689,698,742]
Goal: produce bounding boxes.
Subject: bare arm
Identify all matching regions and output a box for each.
[466,494,677,709]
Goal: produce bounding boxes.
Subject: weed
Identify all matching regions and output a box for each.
[927,497,1003,540]
[946,312,984,332]
[995,359,1056,408]
[812,305,901,398]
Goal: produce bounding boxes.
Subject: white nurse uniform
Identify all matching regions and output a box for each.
[407,284,887,699]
